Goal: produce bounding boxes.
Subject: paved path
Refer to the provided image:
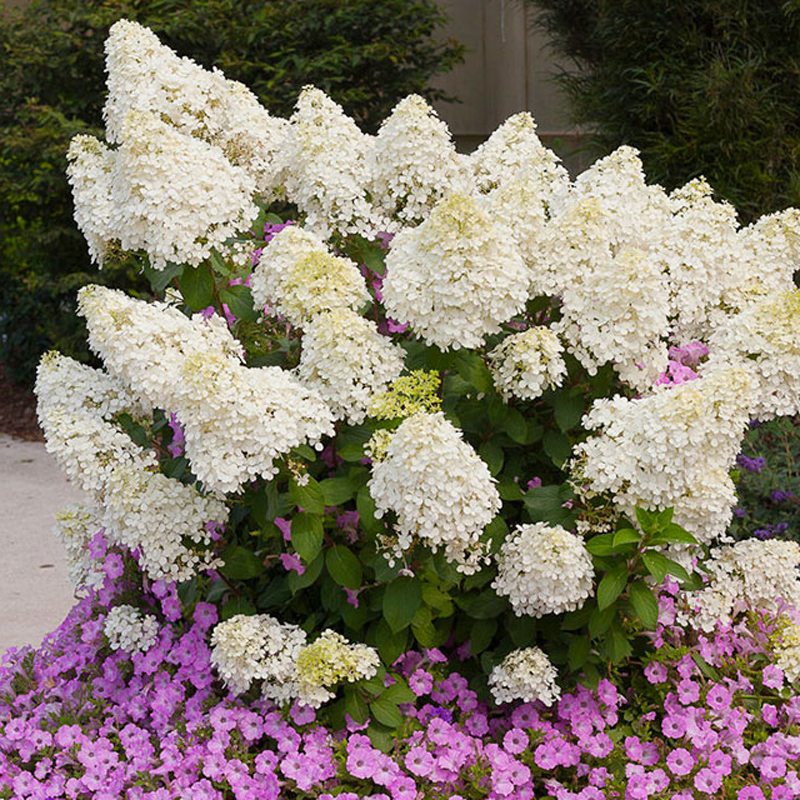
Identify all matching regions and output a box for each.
[0,434,82,652]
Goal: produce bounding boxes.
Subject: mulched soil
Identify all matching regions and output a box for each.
[0,361,43,441]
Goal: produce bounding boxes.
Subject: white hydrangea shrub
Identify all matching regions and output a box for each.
[40,18,800,713]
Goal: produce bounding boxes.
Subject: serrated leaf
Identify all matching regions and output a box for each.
[456,590,508,619]
[375,620,408,665]
[635,506,660,532]
[319,477,357,506]
[382,680,416,705]
[143,260,182,295]
[498,478,524,502]
[454,351,494,394]
[411,607,437,648]
[344,687,369,723]
[357,486,382,532]
[180,262,215,311]
[503,408,528,444]
[338,442,365,462]
[326,546,362,589]
[641,551,668,583]
[554,394,584,432]
[648,524,698,546]
[220,284,258,322]
[220,545,265,580]
[470,618,498,655]
[568,636,591,670]
[291,513,323,563]
[613,528,641,547]
[691,652,721,680]
[597,565,628,611]
[289,476,325,514]
[383,577,422,632]
[542,429,572,467]
[605,626,633,662]
[585,534,615,557]
[287,551,324,592]
[629,581,659,629]
[479,441,504,476]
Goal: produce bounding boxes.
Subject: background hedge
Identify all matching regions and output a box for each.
[527,0,800,223]
[0,0,463,386]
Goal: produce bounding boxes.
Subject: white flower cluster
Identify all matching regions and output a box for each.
[680,539,800,633]
[368,412,501,573]
[250,226,369,326]
[103,19,289,198]
[53,505,105,589]
[102,465,226,581]
[104,604,159,653]
[775,621,800,684]
[659,179,740,341]
[296,308,405,424]
[293,630,380,708]
[488,647,561,706]
[366,94,470,226]
[35,351,228,581]
[210,613,307,697]
[492,523,594,618]
[68,111,258,270]
[79,285,334,493]
[470,112,568,202]
[278,87,378,239]
[382,193,528,350]
[210,616,378,707]
[576,367,754,544]
[487,327,567,401]
[705,289,800,420]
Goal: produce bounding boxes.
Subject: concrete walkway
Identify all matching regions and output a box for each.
[0,434,82,652]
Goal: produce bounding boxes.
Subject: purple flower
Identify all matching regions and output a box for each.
[760,755,787,780]
[666,748,694,776]
[409,669,433,696]
[405,746,434,777]
[738,787,766,800]
[279,553,305,575]
[677,678,700,705]
[644,661,668,684]
[706,683,732,712]
[762,665,785,689]
[737,454,766,473]
[503,728,528,755]
[693,767,722,793]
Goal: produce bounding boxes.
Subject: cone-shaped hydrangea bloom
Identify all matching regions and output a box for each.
[250,226,369,327]
[724,207,800,315]
[368,411,501,573]
[657,179,741,341]
[294,630,380,708]
[489,647,561,706]
[66,136,117,266]
[366,94,471,226]
[79,285,334,494]
[35,352,228,581]
[493,523,594,617]
[470,112,568,201]
[210,614,307,698]
[576,367,753,543]
[104,605,159,653]
[488,327,567,401]
[295,308,405,424]
[104,19,288,198]
[53,505,105,589]
[680,540,800,633]
[706,289,800,420]
[382,193,528,350]
[278,87,378,238]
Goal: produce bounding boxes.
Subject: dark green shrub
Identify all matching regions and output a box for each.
[0,0,463,385]
[527,0,800,222]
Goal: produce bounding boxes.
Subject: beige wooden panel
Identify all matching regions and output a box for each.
[432,0,593,172]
